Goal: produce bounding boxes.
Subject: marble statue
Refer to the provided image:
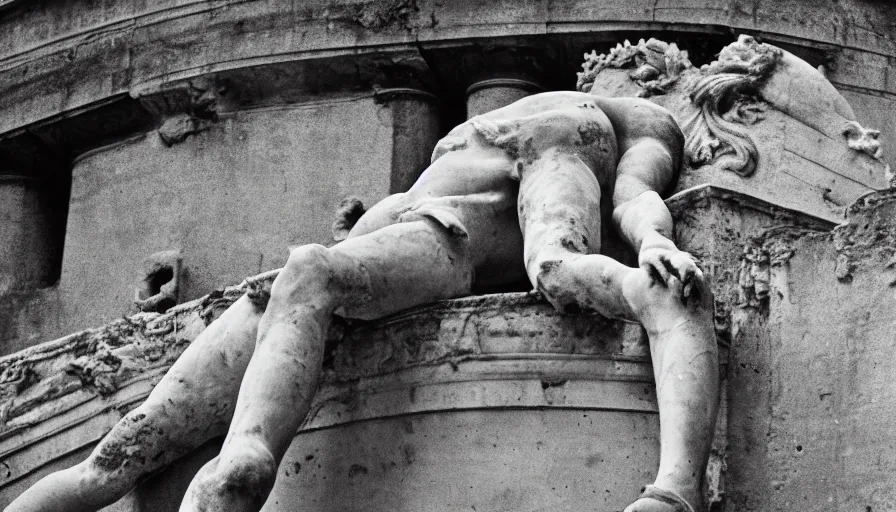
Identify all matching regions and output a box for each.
[7,89,719,512]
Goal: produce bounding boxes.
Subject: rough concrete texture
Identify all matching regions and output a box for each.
[0,177,68,355]
[61,96,391,320]
[0,3,892,507]
[1,2,893,359]
[0,178,57,291]
[0,0,893,137]
[0,275,658,510]
[721,189,896,512]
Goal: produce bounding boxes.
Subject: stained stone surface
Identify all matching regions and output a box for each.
[0,93,439,354]
[1,185,893,511]
[723,189,896,512]
[579,36,891,224]
[0,284,656,511]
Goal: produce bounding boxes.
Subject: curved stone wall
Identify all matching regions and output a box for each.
[0,289,658,511]
[62,95,396,330]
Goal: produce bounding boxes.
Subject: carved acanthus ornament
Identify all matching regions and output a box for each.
[682,36,782,178]
[578,36,781,178]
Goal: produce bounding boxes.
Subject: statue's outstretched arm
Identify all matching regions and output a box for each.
[611,122,702,297]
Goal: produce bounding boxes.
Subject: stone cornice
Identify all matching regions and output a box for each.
[0,0,894,171]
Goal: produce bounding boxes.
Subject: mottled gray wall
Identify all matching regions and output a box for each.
[724,191,896,512]
[61,97,393,330]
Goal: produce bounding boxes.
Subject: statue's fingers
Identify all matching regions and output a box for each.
[681,267,696,298]
[684,267,708,303]
[666,272,684,298]
[660,255,683,281]
[642,258,670,286]
[670,251,697,272]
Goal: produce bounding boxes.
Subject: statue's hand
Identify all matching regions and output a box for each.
[638,246,704,299]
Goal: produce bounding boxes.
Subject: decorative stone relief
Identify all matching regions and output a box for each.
[842,120,893,185]
[681,36,782,178]
[577,38,693,98]
[580,35,890,193]
[133,250,182,314]
[578,36,780,178]
[156,78,224,146]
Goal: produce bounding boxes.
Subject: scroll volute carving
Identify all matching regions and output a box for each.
[681,36,781,178]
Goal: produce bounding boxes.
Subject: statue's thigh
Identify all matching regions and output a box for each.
[518,150,603,271]
[331,219,474,320]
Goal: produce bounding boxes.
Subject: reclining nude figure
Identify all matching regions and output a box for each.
[6,91,719,512]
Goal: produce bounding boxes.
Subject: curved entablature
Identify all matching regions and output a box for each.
[0,0,894,167]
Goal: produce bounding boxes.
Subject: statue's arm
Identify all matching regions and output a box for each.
[611,135,678,254]
[609,105,702,292]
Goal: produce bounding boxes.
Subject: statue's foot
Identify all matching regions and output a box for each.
[622,485,698,512]
[179,439,277,512]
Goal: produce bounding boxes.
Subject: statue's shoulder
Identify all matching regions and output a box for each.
[577,36,891,221]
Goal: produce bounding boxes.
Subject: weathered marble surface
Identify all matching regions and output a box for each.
[0,285,655,511]
[0,186,835,510]
[0,92,440,355]
[0,18,892,510]
[2,5,893,358]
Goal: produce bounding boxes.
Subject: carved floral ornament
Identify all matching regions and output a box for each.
[578,35,889,181]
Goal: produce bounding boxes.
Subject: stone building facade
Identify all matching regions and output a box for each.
[0,1,894,511]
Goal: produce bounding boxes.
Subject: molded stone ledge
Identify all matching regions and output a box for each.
[0,285,653,505]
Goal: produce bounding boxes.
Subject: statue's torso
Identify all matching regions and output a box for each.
[349,92,621,285]
[422,91,619,196]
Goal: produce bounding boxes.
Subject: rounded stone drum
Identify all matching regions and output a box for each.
[264,292,659,512]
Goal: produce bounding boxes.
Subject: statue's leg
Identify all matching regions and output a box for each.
[518,149,718,512]
[5,295,263,512]
[179,219,473,512]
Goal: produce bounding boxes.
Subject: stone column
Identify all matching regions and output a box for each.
[465,78,544,119]
[375,88,441,193]
[0,175,57,291]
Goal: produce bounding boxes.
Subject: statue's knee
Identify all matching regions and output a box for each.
[621,269,655,313]
[208,440,277,494]
[274,244,334,299]
[535,260,581,314]
[81,455,134,497]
